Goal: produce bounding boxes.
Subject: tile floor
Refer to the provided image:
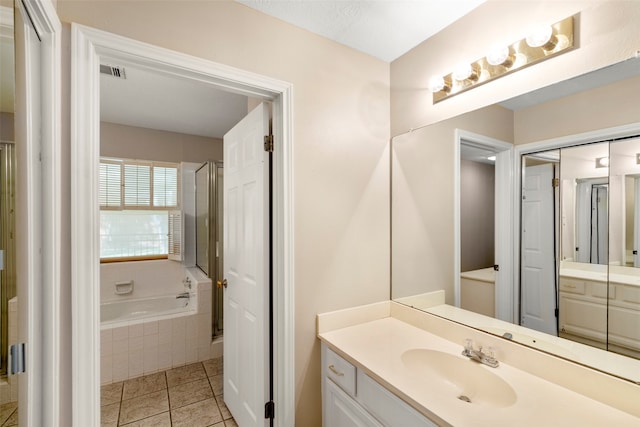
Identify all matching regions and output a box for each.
[0,401,17,426]
[101,357,237,427]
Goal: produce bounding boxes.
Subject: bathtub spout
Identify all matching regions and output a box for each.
[176,292,190,300]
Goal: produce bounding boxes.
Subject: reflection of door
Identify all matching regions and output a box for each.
[223,103,270,427]
[521,164,558,335]
[635,178,640,267]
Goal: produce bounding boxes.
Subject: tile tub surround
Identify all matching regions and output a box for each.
[317,301,640,425]
[101,358,236,427]
[101,276,214,384]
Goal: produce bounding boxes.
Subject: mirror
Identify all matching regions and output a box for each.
[391,57,640,383]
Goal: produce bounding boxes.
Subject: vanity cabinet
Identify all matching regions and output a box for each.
[321,344,437,427]
[559,276,640,355]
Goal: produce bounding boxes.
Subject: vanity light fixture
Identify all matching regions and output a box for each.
[596,156,610,168]
[429,15,575,103]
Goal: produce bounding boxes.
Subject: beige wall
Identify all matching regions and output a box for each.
[57,1,390,425]
[100,121,222,163]
[391,0,640,136]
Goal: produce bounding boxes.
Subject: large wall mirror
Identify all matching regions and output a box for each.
[391,56,640,384]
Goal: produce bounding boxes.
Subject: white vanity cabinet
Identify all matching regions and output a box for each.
[321,344,437,427]
[559,276,640,355]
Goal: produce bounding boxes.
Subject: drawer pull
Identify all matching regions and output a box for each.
[564,284,576,289]
[328,364,344,377]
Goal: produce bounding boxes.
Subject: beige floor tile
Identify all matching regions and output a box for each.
[1,408,17,427]
[119,389,169,425]
[224,419,238,427]
[101,381,123,406]
[100,401,119,427]
[122,372,167,400]
[171,398,222,427]
[209,374,223,396]
[119,411,171,427]
[202,357,223,377]
[215,395,232,420]
[210,423,225,427]
[169,378,213,409]
[0,402,17,426]
[166,362,207,387]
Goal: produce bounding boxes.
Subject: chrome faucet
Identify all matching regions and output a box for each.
[176,292,190,300]
[462,339,499,368]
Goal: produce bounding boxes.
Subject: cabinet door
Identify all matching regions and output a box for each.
[324,377,383,427]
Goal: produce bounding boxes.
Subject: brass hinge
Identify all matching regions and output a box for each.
[552,178,560,187]
[264,134,274,152]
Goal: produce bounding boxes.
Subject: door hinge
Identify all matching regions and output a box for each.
[9,343,26,375]
[264,134,274,152]
[552,178,559,187]
[493,264,500,271]
[555,308,559,318]
[265,400,275,419]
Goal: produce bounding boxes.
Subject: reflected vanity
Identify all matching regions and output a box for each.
[391,57,640,384]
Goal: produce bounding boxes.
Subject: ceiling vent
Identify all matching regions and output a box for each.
[100,64,126,79]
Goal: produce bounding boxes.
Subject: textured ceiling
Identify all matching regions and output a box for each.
[235,0,487,62]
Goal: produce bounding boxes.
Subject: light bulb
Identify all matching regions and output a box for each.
[428,75,447,93]
[453,63,477,81]
[486,46,513,67]
[526,25,557,50]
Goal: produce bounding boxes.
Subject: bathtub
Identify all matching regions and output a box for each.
[101,293,197,327]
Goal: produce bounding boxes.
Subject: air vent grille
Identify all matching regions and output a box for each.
[100,64,126,79]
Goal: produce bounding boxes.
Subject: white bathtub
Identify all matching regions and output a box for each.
[101,293,197,327]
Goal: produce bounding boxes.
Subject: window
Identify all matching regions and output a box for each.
[99,158,181,261]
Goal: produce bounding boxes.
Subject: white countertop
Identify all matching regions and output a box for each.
[318,306,640,426]
[460,267,495,283]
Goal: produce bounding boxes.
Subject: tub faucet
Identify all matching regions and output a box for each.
[176,292,190,300]
[462,339,499,368]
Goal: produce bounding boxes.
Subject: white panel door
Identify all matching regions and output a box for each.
[223,103,270,427]
[521,164,557,335]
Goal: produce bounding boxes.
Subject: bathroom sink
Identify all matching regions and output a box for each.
[401,349,517,408]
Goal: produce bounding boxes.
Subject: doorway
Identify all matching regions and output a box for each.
[71,24,294,426]
[454,130,514,322]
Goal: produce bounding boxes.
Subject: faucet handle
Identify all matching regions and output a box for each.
[463,338,474,356]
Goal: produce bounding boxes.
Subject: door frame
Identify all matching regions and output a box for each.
[70,24,294,426]
[14,0,61,425]
[454,129,513,321]
[513,122,640,326]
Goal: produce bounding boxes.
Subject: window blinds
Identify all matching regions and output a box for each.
[99,159,180,210]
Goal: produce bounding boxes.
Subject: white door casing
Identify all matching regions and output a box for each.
[223,103,270,426]
[521,163,557,335]
[634,177,640,267]
[71,25,294,426]
[13,0,61,425]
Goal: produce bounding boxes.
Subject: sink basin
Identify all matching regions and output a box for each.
[401,349,517,408]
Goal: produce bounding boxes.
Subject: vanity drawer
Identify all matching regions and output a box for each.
[560,278,586,294]
[325,347,357,397]
[357,370,437,427]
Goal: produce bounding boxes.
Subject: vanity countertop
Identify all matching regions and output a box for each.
[318,304,640,427]
[559,263,640,287]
